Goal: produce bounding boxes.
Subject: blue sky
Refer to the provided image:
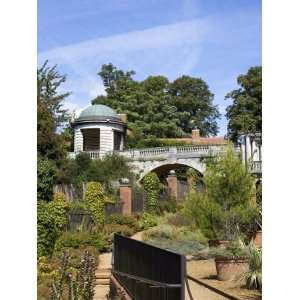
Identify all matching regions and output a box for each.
[38,0,261,135]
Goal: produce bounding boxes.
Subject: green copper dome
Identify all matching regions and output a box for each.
[79,104,118,119]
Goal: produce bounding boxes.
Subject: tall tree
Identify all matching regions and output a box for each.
[169,75,220,136]
[37,61,70,162]
[225,66,262,141]
[92,63,220,141]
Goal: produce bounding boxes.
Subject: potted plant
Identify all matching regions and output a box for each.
[211,239,250,281]
[243,242,262,290]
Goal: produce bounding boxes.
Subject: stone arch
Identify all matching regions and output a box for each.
[135,158,206,183]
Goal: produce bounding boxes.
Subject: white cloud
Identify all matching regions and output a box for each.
[38,18,212,109]
[39,18,209,66]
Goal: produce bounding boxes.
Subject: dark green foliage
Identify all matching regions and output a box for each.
[38,158,57,201]
[37,61,70,163]
[138,213,158,230]
[143,172,161,213]
[183,191,222,239]
[37,193,68,257]
[204,145,254,209]
[106,214,139,232]
[157,200,178,215]
[226,66,262,141]
[56,153,132,193]
[169,75,220,135]
[127,137,187,149]
[92,64,220,143]
[103,224,135,237]
[54,232,109,253]
[184,146,258,240]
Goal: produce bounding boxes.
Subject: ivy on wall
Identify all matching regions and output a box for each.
[37,192,68,257]
[143,172,160,213]
[85,182,105,228]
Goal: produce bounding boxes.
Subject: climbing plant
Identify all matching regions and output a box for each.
[186,168,200,189]
[84,182,105,228]
[37,192,68,257]
[143,172,160,213]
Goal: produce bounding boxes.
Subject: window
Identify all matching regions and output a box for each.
[82,128,100,151]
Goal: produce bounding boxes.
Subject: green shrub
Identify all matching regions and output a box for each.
[183,190,222,239]
[157,199,178,214]
[204,145,255,208]
[37,158,57,201]
[68,200,89,213]
[138,213,158,230]
[166,212,191,227]
[37,193,68,257]
[85,181,105,227]
[57,153,133,193]
[146,238,205,255]
[103,224,135,237]
[143,172,160,213]
[143,225,207,245]
[183,146,259,240]
[54,231,108,253]
[106,214,139,232]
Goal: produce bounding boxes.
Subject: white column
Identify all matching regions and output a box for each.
[100,127,114,157]
[252,139,259,161]
[74,128,83,153]
[120,133,124,151]
[246,135,252,163]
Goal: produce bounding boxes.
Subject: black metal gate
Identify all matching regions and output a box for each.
[112,234,186,300]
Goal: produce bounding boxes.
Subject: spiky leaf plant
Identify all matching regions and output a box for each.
[243,242,262,290]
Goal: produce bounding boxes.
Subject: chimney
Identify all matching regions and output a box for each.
[192,128,200,140]
[118,113,127,123]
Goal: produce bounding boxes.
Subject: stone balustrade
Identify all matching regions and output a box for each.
[67,145,261,174]
[116,145,229,160]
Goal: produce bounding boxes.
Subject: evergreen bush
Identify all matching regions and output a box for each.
[37,158,57,201]
[84,182,105,228]
[183,145,258,240]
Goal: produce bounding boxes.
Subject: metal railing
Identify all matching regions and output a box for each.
[250,160,262,173]
[112,234,186,300]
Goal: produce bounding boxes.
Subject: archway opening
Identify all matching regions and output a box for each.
[140,163,204,200]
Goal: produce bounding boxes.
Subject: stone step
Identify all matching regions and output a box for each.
[95,273,111,279]
[95,278,110,285]
[95,268,111,273]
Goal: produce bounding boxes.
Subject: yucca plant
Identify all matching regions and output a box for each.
[51,250,96,300]
[243,242,262,290]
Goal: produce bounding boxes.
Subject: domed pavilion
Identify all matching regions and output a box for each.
[72,104,126,158]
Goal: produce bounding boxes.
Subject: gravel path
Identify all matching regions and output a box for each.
[186,279,229,300]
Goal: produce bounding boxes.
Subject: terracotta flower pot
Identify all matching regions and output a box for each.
[215,257,249,281]
[253,230,262,248]
[208,239,230,249]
